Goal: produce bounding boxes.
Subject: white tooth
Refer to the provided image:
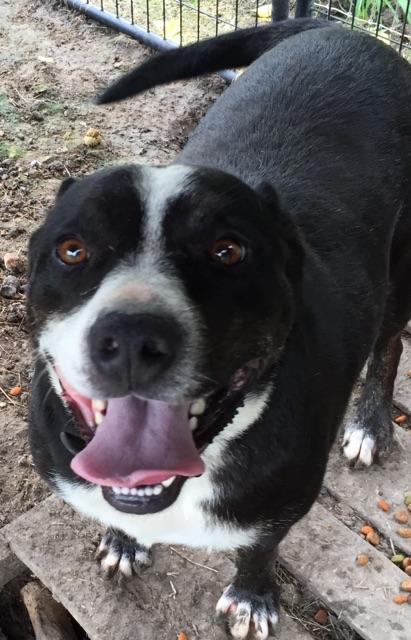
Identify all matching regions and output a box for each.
[144,486,153,496]
[153,485,162,495]
[112,486,121,495]
[94,411,104,425]
[121,487,130,495]
[137,488,145,497]
[189,416,198,431]
[190,398,206,416]
[161,476,176,488]
[130,488,138,495]
[92,399,107,412]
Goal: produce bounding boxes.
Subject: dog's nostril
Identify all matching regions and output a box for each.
[140,338,168,362]
[99,336,119,359]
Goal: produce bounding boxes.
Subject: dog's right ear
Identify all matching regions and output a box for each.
[57,177,77,198]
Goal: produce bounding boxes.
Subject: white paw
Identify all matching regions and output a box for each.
[342,426,375,466]
[216,585,278,640]
[96,531,151,578]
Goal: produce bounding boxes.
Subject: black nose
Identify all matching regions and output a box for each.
[88,312,182,393]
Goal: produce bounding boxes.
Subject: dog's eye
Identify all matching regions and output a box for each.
[209,239,246,267]
[56,237,88,265]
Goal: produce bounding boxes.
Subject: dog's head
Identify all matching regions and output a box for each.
[28,164,302,514]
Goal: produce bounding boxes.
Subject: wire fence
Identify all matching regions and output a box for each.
[67,0,411,59]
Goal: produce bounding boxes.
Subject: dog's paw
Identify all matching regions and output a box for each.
[216,584,279,640]
[96,529,151,578]
[342,416,393,467]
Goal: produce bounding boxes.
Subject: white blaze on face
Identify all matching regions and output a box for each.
[38,165,201,399]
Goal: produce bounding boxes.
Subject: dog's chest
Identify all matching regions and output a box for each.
[56,471,257,550]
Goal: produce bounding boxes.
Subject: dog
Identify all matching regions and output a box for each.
[27,17,411,640]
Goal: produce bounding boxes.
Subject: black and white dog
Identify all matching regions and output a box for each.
[27,18,411,640]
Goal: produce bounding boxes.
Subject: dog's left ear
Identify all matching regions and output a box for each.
[256,181,304,284]
[57,176,77,198]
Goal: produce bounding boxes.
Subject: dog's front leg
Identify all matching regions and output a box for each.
[217,541,280,640]
[96,528,152,578]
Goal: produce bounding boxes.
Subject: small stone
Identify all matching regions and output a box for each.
[3,252,25,273]
[0,275,19,299]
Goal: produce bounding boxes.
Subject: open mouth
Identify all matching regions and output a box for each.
[57,358,269,515]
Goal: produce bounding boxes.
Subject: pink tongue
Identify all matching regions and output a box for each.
[70,395,205,487]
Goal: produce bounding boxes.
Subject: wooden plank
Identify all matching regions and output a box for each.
[395,335,411,415]
[279,502,411,640]
[3,497,312,640]
[0,532,25,589]
[325,430,411,556]
[21,581,78,640]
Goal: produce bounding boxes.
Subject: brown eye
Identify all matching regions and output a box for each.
[209,239,246,267]
[56,237,88,265]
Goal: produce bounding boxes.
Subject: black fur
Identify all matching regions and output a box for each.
[28,19,411,636]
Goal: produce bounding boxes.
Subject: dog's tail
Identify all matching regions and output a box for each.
[96,18,332,105]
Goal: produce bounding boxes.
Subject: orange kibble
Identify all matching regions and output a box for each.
[9,385,22,397]
[400,580,411,592]
[366,530,380,546]
[394,510,409,525]
[394,415,407,424]
[313,609,328,625]
[393,594,409,604]
[177,633,188,640]
[403,558,411,569]
[398,527,411,538]
[360,525,374,536]
[356,553,370,566]
[406,369,411,378]
[377,499,390,512]
[405,566,411,577]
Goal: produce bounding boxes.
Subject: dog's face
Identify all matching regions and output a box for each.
[28,164,298,514]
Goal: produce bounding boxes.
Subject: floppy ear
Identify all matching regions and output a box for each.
[57,176,77,198]
[256,181,305,284]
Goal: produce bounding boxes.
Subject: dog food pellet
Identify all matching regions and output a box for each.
[398,527,411,538]
[9,385,22,397]
[406,369,411,378]
[400,580,411,592]
[391,554,405,565]
[405,566,411,577]
[377,499,390,512]
[313,609,328,625]
[83,128,102,147]
[356,553,370,566]
[394,415,407,424]
[360,525,374,536]
[177,633,188,640]
[393,594,409,604]
[394,510,409,524]
[366,530,380,546]
[403,557,411,568]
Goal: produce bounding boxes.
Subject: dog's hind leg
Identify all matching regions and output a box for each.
[216,542,281,640]
[342,331,403,466]
[96,528,152,579]
[343,205,411,466]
